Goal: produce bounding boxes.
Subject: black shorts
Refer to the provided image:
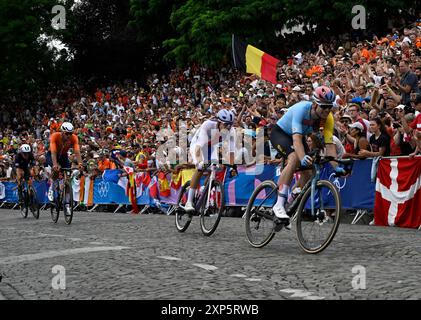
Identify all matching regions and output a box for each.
[18,168,31,180]
[270,125,309,159]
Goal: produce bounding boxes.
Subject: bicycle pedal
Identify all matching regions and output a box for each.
[273,217,290,232]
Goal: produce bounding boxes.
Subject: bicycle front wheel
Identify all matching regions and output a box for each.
[244,181,277,248]
[50,186,60,223]
[63,182,74,225]
[296,180,341,254]
[175,181,192,232]
[29,186,40,219]
[19,189,29,218]
[200,180,224,236]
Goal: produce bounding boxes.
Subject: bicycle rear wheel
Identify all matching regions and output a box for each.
[63,182,74,225]
[245,181,277,248]
[175,181,192,232]
[296,180,341,254]
[29,186,40,219]
[200,180,224,236]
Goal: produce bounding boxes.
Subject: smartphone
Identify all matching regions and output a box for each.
[380,77,385,85]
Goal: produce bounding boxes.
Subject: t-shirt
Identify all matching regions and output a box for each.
[400,71,419,104]
[369,133,390,157]
[410,113,421,132]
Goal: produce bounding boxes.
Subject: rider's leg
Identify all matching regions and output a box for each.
[185,170,203,211]
[185,144,206,212]
[16,169,24,202]
[61,156,72,208]
[273,152,300,223]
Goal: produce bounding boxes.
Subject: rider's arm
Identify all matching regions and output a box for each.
[50,134,59,167]
[291,108,307,162]
[71,135,83,165]
[325,143,339,169]
[324,114,339,169]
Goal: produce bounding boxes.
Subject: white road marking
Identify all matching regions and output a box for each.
[280,289,300,294]
[290,291,314,298]
[38,233,65,237]
[245,278,262,282]
[0,234,64,242]
[157,256,182,261]
[280,288,324,300]
[304,295,325,300]
[69,238,83,241]
[192,263,218,271]
[88,242,104,245]
[0,246,130,265]
[229,274,248,278]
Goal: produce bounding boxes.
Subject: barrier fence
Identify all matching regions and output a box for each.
[0,159,377,209]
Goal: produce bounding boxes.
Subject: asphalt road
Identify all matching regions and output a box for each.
[0,208,420,300]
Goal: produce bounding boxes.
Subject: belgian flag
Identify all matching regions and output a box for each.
[232,34,280,84]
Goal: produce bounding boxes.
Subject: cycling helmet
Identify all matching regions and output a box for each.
[20,144,31,153]
[312,86,336,105]
[61,122,74,133]
[217,109,234,124]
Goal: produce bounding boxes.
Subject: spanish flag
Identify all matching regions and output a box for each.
[232,34,280,84]
[158,171,171,197]
[171,171,182,190]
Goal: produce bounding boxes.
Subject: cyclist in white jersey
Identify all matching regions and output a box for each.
[185,109,235,212]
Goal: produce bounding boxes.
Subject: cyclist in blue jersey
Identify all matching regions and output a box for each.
[270,86,346,230]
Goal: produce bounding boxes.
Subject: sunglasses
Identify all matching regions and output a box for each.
[319,104,333,110]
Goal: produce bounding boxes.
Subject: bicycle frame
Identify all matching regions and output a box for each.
[195,164,217,212]
[251,160,328,221]
[52,169,74,202]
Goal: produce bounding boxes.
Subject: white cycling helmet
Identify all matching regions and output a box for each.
[20,144,31,153]
[217,109,234,124]
[61,122,74,133]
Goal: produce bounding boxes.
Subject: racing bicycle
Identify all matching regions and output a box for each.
[244,150,353,254]
[50,168,79,225]
[175,163,235,236]
[18,177,40,219]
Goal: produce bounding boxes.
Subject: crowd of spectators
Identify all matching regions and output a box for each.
[0,22,420,183]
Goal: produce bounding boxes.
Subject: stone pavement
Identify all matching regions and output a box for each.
[0,208,420,300]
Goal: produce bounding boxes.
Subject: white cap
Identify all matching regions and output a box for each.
[276,84,283,89]
[395,104,405,110]
[292,85,302,92]
[349,122,364,131]
[402,36,411,44]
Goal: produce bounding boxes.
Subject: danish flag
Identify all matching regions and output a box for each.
[374,157,421,228]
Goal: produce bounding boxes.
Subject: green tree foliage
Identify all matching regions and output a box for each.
[130,0,417,67]
[0,0,69,94]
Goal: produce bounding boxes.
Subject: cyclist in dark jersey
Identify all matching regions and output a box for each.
[14,144,36,204]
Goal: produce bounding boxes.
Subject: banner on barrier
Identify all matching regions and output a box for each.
[0,160,378,210]
[0,182,5,200]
